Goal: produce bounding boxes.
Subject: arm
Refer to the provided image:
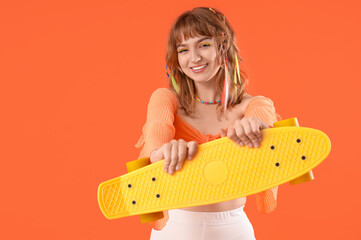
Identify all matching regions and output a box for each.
[135,88,178,162]
[134,88,177,230]
[244,97,282,213]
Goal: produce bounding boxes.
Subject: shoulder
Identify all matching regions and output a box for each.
[148,88,178,110]
[149,88,177,102]
[242,93,272,107]
[151,88,177,99]
[245,94,274,104]
[240,94,275,113]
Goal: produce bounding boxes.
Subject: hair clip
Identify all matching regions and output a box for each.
[208,7,223,21]
[209,8,217,14]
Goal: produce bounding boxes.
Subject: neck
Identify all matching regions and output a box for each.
[194,80,221,102]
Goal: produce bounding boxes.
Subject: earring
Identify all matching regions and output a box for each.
[233,52,241,92]
[221,52,229,113]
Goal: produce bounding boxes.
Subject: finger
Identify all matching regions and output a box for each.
[242,119,259,147]
[227,126,243,146]
[258,121,269,142]
[163,143,172,173]
[150,148,162,163]
[168,143,178,175]
[219,128,227,138]
[260,121,269,130]
[176,141,188,171]
[249,119,262,146]
[234,123,252,147]
[187,141,198,160]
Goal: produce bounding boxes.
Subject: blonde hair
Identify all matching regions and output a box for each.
[166,7,249,119]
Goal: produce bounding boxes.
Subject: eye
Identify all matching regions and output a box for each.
[201,43,211,48]
[177,48,187,54]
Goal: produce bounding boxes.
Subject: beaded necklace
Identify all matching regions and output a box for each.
[195,95,221,104]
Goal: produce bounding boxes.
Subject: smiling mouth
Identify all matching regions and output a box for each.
[191,64,208,70]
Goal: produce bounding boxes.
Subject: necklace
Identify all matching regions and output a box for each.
[195,95,221,104]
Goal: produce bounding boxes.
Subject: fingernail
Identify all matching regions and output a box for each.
[248,143,253,148]
[254,142,259,147]
[169,170,174,175]
[188,156,192,160]
[239,142,244,146]
[176,166,180,171]
[164,168,167,173]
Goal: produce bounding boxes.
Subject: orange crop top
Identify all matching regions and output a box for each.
[135,88,282,230]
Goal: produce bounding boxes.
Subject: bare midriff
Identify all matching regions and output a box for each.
[179,197,247,212]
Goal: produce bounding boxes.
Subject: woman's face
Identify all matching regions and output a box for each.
[177,35,221,84]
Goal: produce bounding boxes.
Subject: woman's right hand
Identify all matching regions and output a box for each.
[150,139,198,175]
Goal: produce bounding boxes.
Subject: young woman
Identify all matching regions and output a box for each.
[135,7,282,240]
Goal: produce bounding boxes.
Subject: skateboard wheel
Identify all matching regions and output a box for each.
[289,171,314,185]
[273,117,299,127]
[126,157,150,173]
[139,211,164,223]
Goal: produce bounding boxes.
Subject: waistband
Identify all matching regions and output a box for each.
[168,205,245,225]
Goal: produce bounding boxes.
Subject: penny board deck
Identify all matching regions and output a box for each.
[98,126,331,219]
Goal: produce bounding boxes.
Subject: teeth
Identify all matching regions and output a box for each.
[192,64,207,70]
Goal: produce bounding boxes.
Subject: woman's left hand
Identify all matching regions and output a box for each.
[220,117,269,148]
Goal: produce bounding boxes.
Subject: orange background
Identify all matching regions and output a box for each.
[1,0,360,239]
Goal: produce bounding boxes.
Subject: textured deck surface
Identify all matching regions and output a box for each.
[98,127,331,219]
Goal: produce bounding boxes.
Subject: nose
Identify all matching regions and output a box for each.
[190,49,201,63]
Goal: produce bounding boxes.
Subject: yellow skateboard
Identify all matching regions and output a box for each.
[97,118,331,223]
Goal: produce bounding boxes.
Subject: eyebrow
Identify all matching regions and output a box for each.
[176,37,212,48]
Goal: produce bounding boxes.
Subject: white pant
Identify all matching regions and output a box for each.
[150,206,256,240]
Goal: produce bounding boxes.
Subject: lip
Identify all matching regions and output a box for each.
[191,64,208,73]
